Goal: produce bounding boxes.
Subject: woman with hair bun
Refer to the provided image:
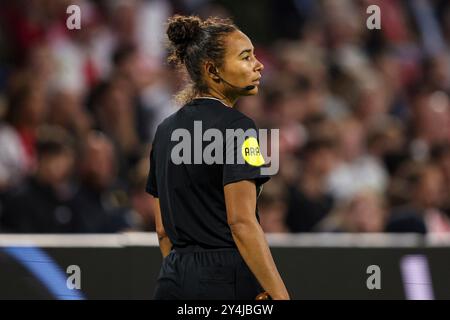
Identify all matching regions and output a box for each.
[146,15,289,300]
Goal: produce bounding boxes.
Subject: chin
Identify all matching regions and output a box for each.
[244,86,259,96]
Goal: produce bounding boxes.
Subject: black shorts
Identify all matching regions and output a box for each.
[153,245,263,300]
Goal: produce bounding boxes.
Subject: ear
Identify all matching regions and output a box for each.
[204,61,220,81]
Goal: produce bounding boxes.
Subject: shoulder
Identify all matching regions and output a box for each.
[158,110,179,130]
[151,111,178,144]
[385,206,426,233]
[152,100,258,140]
[222,108,257,130]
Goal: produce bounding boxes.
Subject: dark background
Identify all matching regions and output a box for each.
[2,245,449,300]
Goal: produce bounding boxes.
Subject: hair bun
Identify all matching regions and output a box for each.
[167,15,202,47]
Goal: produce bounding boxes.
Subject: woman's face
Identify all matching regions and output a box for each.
[218,30,264,96]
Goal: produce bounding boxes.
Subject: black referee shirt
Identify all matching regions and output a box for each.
[146,98,270,249]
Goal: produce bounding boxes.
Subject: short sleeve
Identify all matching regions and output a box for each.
[223,116,271,187]
[146,135,158,197]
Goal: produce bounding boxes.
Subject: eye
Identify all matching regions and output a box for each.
[243,56,251,61]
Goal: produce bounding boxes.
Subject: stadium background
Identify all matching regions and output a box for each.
[0,0,450,299]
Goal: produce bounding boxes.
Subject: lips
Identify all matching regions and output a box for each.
[252,77,261,84]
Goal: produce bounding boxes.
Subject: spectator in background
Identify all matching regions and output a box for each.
[128,156,157,232]
[285,138,337,232]
[372,48,410,122]
[0,78,48,188]
[70,131,131,233]
[88,77,141,181]
[317,189,387,233]
[409,88,450,161]
[327,116,388,200]
[431,143,450,215]
[422,54,450,92]
[0,126,76,233]
[366,117,408,176]
[1,0,450,235]
[0,121,27,190]
[386,162,450,234]
[351,70,391,130]
[110,43,155,144]
[49,0,108,95]
[258,178,289,233]
[47,90,92,140]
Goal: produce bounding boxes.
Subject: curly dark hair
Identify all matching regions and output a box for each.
[166,15,238,104]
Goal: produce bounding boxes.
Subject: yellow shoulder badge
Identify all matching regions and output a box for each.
[241,137,265,167]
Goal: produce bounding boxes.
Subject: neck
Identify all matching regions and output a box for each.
[35,171,55,189]
[301,169,326,198]
[200,87,239,107]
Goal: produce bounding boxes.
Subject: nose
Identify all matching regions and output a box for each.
[255,58,264,73]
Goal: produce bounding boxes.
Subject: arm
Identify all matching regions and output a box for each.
[224,180,290,300]
[153,198,172,258]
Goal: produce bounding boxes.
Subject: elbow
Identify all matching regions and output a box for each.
[156,226,167,240]
[228,219,259,236]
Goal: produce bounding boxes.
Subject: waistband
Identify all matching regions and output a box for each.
[172,244,237,254]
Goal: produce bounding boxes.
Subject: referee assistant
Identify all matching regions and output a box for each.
[146,15,289,300]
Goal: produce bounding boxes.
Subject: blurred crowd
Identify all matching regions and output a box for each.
[0,0,449,234]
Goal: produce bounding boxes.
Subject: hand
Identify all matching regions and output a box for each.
[271,293,290,300]
[255,291,272,300]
